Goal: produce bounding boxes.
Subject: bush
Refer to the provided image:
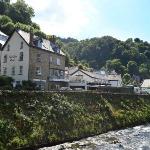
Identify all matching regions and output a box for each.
[0,76,13,89]
[22,80,36,90]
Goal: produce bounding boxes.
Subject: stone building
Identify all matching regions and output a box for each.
[1,30,68,90]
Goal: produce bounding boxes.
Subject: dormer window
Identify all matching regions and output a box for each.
[20,41,23,49]
[7,44,10,51]
[19,52,23,61]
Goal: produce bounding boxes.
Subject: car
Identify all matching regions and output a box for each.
[59,87,72,91]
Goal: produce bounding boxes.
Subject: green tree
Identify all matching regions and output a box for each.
[0,76,13,89]
[106,59,125,75]
[0,15,12,26]
[139,64,149,78]
[0,2,7,15]
[127,61,139,75]
[122,73,132,85]
[8,0,34,24]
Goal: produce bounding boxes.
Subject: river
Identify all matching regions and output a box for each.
[39,124,150,150]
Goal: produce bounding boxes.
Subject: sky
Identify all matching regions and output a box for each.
[12,0,150,41]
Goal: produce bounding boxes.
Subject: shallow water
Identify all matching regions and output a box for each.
[40,124,150,150]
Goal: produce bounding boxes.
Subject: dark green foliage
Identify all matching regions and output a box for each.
[22,80,36,90]
[0,1,49,39]
[0,91,150,149]
[0,0,34,25]
[62,36,150,79]
[0,76,13,88]
[122,73,132,85]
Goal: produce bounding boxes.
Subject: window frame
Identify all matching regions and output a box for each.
[36,67,42,76]
[19,52,24,61]
[11,66,15,76]
[20,41,23,49]
[37,53,41,62]
[19,66,23,75]
[56,58,60,66]
[3,55,7,63]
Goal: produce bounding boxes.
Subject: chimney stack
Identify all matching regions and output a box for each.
[29,32,34,46]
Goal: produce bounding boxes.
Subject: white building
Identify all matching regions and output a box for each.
[0,31,8,74]
[0,30,66,90]
[66,67,122,90]
[141,79,150,94]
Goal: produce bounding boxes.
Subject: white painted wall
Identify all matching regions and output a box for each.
[109,80,122,87]
[1,31,29,83]
[70,70,96,83]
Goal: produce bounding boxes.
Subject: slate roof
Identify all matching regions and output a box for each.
[0,31,7,36]
[18,30,65,56]
[0,30,8,46]
[67,67,121,81]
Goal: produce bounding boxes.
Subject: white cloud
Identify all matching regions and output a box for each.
[12,0,98,39]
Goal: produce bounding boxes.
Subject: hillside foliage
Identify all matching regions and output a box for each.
[0,0,52,39]
[62,37,150,80]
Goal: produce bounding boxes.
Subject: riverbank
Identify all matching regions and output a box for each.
[0,91,150,149]
[39,124,150,150]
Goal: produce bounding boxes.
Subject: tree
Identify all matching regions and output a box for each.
[0,76,13,88]
[8,0,35,24]
[32,22,40,30]
[139,64,149,78]
[122,73,132,85]
[144,50,150,59]
[0,15,12,26]
[127,61,139,75]
[2,22,14,34]
[106,59,125,75]
[0,2,7,15]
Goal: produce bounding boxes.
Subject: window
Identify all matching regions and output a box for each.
[56,58,60,65]
[60,70,64,77]
[50,56,53,63]
[3,67,7,75]
[37,54,41,62]
[36,67,41,75]
[20,41,23,49]
[19,66,23,75]
[19,52,23,61]
[3,55,7,63]
[7,44,10,51]
[11,67,15,75]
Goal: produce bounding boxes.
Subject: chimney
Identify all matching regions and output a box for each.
[29,32,34,46]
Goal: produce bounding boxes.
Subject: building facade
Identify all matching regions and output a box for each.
[0,31,8,74]
[66,67,122,90]
[1,30,67,90]
[141,79,150,94]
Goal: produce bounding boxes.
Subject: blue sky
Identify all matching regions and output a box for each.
[12,0,150,41]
